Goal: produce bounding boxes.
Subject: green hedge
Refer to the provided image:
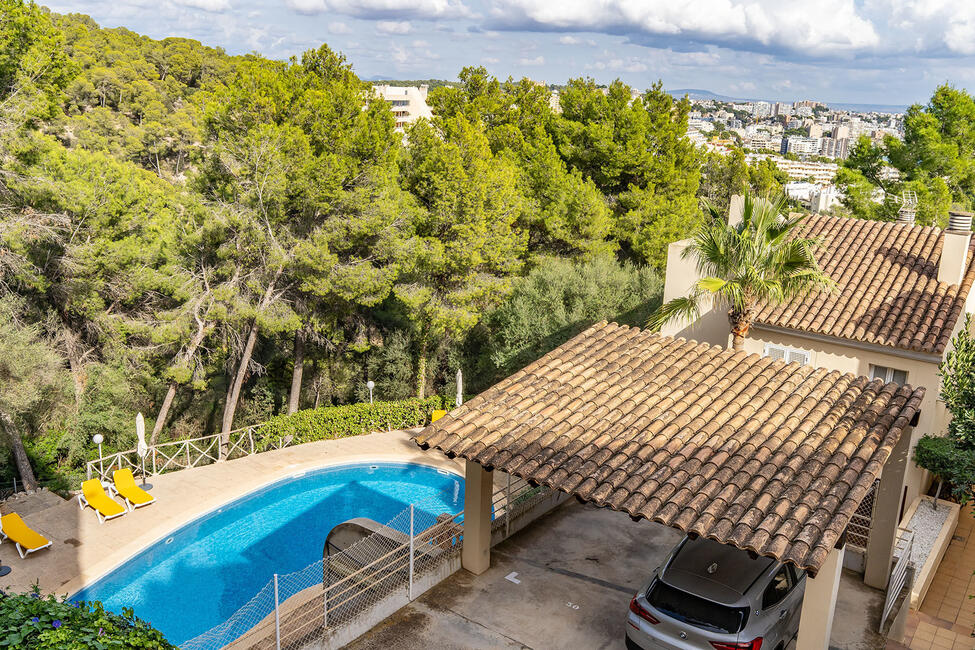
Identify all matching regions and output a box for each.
[0,590,175,649]
[257,395,453,445]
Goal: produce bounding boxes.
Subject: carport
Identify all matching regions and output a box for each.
[415,321,924,650]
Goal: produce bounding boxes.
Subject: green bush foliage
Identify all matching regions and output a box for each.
[913,435,975,505]
[257,396,451,445]
[0,590,175,649]
[916,317,975,505]
[941,315,975,449]
[467,254,662,391]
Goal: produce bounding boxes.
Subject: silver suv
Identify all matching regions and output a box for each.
[625,536,806,650]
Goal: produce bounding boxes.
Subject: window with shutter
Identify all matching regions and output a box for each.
[870,365,908,385]
[764,343,809,366]
[787,350,809,365]
[764,344,786,361]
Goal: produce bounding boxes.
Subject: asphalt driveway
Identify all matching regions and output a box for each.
[347,500,885,650]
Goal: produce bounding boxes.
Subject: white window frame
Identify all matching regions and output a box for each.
[763,343,811,366]
[869,364,908,385]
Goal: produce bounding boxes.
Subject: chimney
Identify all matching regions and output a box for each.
[939,211,973,285]
[419,84,429,100]
[896,208,915,225]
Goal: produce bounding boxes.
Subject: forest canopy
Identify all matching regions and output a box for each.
[0,3,696,489]
[3,2,970,492]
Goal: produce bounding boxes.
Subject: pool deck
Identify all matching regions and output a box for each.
[0,429,461,598]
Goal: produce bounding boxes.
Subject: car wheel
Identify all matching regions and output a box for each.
[625,635,645,650]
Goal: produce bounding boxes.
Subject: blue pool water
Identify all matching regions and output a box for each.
[71,462,464,645]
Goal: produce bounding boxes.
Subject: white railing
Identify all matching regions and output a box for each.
[181,474,552,650]
[879,527,914,632]
[85,424,292,482]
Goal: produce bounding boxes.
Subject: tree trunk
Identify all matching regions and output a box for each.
[151,384,178,447]
[220,319,259,458]
[287,330,305,415]
[62,326,87,406]
[416,334,428,399]
[0,411,38,491]
[219,268,282,458]
[727,309,752,351]
[151,317,209,445]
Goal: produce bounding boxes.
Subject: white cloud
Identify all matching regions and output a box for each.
[519,55,544,65]
[377,20,412,34]
[729,81,757,92]
[328,21,353,34]
[490,0,879,57]
[412,39,430,47]
[585,57,648,73]
[285,0,327,14]
[867,0,975,55]
[172,0,230,10]
[284,0,469,18]
[558,35,595,46]
[483,56,500,63]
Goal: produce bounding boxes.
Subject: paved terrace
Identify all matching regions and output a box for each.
[0,430,461,597]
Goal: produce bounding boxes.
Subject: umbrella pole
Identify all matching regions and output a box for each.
[141,454,153,491]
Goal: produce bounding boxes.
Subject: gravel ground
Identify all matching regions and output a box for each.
[906,499,951,566]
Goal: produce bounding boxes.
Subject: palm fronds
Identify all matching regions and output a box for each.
[649,193,833,345]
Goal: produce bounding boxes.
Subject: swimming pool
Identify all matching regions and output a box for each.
[71,462,464,645]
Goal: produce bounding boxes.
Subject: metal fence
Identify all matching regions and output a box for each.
[0,478,18,501]
[181,474,550,650]
[847,479,878,551]
[84,424,292,482]
[879,527,914,632]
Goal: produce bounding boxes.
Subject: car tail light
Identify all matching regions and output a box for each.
[710,639,763,650]
[628,597,659,625]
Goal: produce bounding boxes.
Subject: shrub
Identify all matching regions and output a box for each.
[257,395,451,445]
[941,315,975,449]
[468,254,662,391]
[0,590,175,649]
[914,435,975,505]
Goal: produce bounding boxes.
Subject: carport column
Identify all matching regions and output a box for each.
[461,460,493,575]
[796,544,846,650]
[864,425,913,589]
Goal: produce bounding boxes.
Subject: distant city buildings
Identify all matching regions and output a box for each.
[746,153,839,184]
[681,94,904,213]
[821,137,850,159]
[372,84,434,131]
[781,136,821,156]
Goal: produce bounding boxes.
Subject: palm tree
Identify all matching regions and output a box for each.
[648,193,833,350]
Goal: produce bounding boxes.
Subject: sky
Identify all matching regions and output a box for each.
[42,0,975,105]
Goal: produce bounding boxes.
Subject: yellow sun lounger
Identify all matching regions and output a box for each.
[78,478,127,523]
[111,469,155,511]
[0,513,52,559]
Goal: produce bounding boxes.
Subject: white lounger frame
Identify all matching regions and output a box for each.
[0,529,53,559]
[77,492,127,524]
[107,484,156,512]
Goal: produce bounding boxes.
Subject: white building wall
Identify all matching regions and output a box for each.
[373,84,434,131]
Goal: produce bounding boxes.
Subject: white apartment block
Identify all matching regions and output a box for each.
[780,135,821,156]
[746,153,839,184]
[373,84,434,131]
[751,101,771,118]
[821,136,850,159]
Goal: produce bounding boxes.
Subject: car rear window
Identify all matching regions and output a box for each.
[646,578,749,634]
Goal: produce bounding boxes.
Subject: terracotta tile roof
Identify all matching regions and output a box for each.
[415,321,924,575]
[753,214,975,355]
